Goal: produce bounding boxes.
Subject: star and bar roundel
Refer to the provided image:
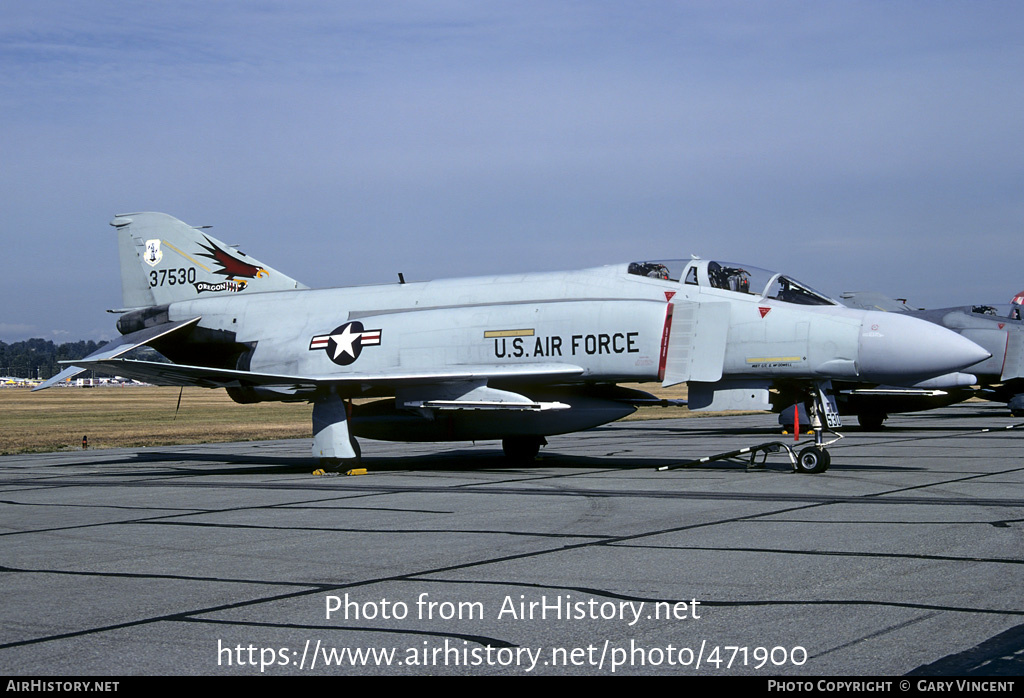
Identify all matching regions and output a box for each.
[309,321,382,366]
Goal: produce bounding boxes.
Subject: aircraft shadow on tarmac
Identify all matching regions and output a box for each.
[57,408,1016,477]
[54,445,690,476]
[53,443,937,477]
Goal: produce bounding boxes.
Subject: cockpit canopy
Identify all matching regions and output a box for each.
[627,258,838,306]
[626,261,681,281]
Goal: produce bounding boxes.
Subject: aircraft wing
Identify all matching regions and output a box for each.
[52,357,586,395]
[32,317,201,391]
[839,292,912,312]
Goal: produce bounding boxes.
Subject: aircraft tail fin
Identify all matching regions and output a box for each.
[112,212,307,309]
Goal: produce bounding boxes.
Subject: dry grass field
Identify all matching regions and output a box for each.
[0,383,698,455]
[0,387,313,454]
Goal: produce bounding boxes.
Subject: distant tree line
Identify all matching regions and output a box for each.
[0,338,108,379]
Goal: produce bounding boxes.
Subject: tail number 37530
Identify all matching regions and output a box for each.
[150,268,197,287]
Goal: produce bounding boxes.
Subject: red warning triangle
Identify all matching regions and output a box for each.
[758,307,771,318]
[664,291,676,302]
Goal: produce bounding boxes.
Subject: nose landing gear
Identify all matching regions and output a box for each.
[795,380,843,473]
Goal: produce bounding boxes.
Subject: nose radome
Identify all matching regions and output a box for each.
[857,312,991,384]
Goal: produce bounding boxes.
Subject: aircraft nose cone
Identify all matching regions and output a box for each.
[857,312,990,384]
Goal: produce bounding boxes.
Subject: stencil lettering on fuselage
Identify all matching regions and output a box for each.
[488,331,639,358]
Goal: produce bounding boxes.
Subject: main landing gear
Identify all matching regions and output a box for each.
[502,435,547,462]
[313,394,362,472]
[856,411,887,431]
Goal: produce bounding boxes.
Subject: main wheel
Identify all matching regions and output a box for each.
[857,412,886,430]
[318,438,361,472]
[796,446,830,474]
[502,436,544,462]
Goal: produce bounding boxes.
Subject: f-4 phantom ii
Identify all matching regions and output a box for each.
[37,213,989,473]
[837,290,1024,425]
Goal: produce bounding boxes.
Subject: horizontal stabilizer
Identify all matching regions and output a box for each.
[56,358,311,391]
[33,318,200,391]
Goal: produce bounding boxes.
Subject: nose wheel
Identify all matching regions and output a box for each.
[796,445,831,474]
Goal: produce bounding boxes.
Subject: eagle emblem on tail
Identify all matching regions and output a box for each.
[196,235,268,280]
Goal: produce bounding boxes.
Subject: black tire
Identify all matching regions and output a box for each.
[857,412,886,431]
[502,436,544,462]
[796,446,830,474]
[319,438,361,472]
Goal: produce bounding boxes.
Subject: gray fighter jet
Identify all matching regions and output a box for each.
[839,290,1024,424]
[36,213,989,473]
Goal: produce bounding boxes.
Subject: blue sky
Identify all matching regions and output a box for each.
[2,1,1022,342]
